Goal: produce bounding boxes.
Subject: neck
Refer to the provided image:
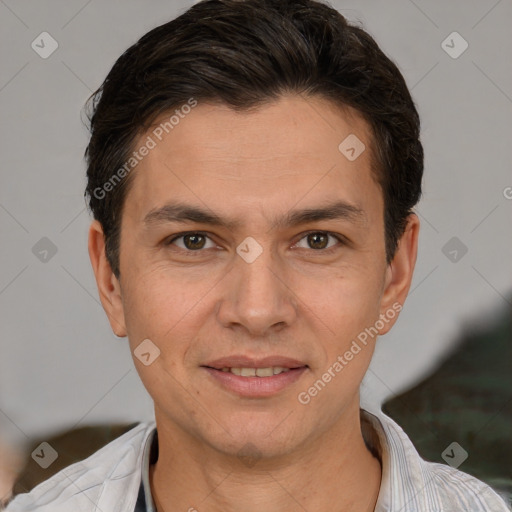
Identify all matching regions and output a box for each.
[150,406,381,512]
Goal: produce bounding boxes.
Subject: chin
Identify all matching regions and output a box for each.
[203,412,306,460]
[212,434,295,463]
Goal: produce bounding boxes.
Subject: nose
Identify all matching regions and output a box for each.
[216,246,297,338]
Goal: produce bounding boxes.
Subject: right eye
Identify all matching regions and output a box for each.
[165,232,217,251]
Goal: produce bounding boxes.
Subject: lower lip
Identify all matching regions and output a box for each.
[202,367,308,398]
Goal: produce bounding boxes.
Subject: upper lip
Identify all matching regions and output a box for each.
[203,355,308,370]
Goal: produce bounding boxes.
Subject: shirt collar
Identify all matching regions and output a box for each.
[361,409,446,511]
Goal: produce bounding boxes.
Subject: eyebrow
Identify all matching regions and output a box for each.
[143,200,367,230]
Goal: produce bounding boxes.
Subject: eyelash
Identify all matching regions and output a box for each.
[165,231,346,254]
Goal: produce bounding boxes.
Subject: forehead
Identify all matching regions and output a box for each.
[123,94,381,225]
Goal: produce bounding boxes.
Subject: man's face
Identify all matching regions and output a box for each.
[93,95,415,458]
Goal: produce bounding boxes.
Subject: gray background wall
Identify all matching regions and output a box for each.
[1,0,511,449]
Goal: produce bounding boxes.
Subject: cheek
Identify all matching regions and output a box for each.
[120,268,172,346]
[314,268,384,344]
[121,267,213,358]
[121,273,203,397]
[299,274,383,404]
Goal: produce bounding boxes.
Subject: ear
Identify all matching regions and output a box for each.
[88,220,127,337]
[378,214,420,335]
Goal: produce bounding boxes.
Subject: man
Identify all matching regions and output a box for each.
[6,0,509,510]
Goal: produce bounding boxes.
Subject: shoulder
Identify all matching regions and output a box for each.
[427,461,511,511]
[363,410,510,511]
[5,422,155,512]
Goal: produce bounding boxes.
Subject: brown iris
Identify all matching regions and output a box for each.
[183,234,206,250]
[307,232,329,250]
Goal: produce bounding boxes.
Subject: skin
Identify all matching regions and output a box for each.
[89,94,419,512]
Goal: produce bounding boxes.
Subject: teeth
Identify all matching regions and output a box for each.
[256,367,274,377]
[219,367,292,377]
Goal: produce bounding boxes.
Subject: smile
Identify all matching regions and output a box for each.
[202,365,308,397]
[218,366,292,376]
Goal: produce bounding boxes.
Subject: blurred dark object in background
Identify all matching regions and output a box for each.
[383,298,512,506]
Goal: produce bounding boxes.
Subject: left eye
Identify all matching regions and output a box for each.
[294,232,341,250]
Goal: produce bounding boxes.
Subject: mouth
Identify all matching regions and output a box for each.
[210,366,298,377]
[201,356,308,397]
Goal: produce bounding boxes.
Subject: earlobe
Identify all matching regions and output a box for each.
[378,214,420,335]
[88,220,127,338]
